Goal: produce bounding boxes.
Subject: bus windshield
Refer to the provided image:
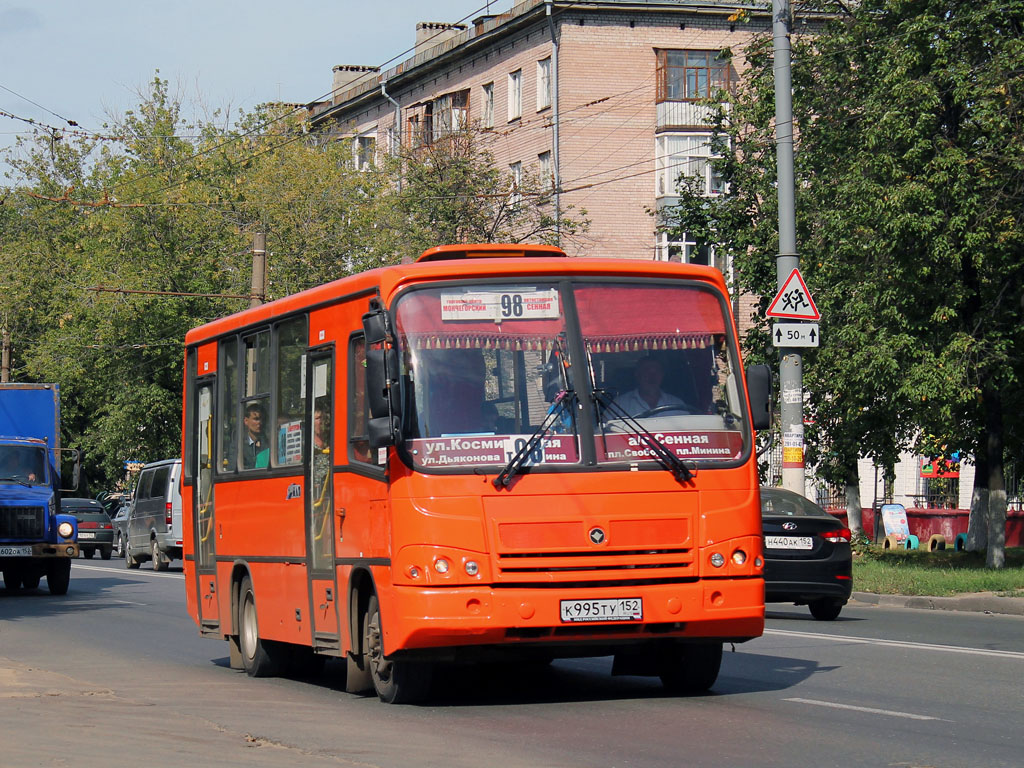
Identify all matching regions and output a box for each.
[392,279,747,472]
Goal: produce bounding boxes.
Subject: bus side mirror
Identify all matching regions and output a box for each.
[746,364,772,431]
[363,311,388,345]
[365,346,401,420]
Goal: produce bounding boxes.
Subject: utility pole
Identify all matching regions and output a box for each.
[1,326,10,383]
[773,0,805,495]
[250,232,266,309]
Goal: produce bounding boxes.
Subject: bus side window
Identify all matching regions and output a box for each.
[218,337,240,474]
[349,335,372,465]
[274,317,308,467]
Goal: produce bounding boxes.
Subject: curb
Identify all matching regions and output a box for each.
[852,591,1024,617]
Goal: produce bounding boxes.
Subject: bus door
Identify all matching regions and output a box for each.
[306,353,341,650]
[193,380,220,634]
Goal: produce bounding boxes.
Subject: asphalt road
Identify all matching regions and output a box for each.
[1,561,1022,768]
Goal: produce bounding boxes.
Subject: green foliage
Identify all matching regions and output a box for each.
[661,1,1024,520]
[0,78,585,490]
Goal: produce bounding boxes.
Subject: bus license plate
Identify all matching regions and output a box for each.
[0,545,32,557]
[765,535,813,550]
[560,598,642,623]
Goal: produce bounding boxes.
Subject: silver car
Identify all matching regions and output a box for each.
[124,459,183,571]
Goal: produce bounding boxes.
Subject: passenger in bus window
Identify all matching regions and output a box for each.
[612,356,690,417]
[242,401,269,469]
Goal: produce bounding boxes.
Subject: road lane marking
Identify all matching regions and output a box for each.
[765,628,1024,660]
[784,698,950,721]
[71,564,184,580]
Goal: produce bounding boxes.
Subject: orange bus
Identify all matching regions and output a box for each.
[182,244,772,703]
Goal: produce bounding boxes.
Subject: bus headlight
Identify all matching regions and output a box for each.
[732,549,747,566]
[464,560,479,576]
[710,552,725,567]
[433,558,450,575]
[58,522,74,539]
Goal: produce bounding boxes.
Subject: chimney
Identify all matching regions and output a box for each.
[332,65,379,99]
[472,15,498,34]
[415,22,468,56]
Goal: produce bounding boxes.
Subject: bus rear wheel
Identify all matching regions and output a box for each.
[363,594,431,704]
[238,575,279,677]
[658,641,723,695]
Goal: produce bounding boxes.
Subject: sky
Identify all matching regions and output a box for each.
[0,0,503,174]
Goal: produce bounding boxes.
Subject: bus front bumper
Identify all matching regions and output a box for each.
[382,578,765,655]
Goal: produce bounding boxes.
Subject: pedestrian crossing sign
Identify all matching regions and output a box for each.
[766,268,820,320]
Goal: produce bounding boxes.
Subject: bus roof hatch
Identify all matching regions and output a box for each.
[415,244,567,262]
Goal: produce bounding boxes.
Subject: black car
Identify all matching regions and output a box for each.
[60,497,114,560]
[760,487,853,620]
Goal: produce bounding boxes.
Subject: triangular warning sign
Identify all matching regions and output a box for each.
[766,268,820,320]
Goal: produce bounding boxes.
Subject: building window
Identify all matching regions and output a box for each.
[656,231,713,266]
[482,82,494,129]
[655,133,725,197]
[355,133,375,170]
[538,151,553,191]
[656,50,731,103]
[432,89,469,141]
[536,57,551,111]
[509,161,522,206]
[508,70,522,121]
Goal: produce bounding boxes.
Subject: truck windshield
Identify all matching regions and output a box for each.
[392,279,747,472]
[0,445,47,485]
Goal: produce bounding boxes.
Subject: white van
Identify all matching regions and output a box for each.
[125,458,182,571]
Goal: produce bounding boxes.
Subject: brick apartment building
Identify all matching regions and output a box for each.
[309,0,775,271]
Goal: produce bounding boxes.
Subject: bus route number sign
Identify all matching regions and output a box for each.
[441,289,560,321]
[560,597,643,623]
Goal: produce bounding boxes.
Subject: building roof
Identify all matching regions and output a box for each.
[310,0,768,126]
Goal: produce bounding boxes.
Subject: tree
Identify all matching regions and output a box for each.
[380,126,588,263]
[662,0,1024,565]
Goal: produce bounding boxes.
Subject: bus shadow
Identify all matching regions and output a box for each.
[232,649,833,707]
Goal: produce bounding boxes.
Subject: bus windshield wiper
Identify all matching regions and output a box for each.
[493,389,576,489]
[591,389,694,484]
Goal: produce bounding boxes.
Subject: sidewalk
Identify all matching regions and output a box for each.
[852,591,1024,617]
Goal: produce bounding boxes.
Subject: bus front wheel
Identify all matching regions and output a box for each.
[658,641,723,695]
[238,575,279,677]
[363,594,432,704]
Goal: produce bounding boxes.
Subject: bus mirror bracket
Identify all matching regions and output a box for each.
[746,364,772,431]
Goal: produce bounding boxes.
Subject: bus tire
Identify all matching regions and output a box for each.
[658,641,722,695]
[364,594,432,704]
[238,575,279,678]
[46,559,71,595]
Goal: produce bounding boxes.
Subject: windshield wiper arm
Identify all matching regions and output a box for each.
[592,390,694,483]
[493,390,575,489]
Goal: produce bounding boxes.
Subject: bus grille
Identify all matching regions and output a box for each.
[0,506,45,539]
[496,548,693,585]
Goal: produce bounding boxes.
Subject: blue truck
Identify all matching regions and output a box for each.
[0,383,80,595]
